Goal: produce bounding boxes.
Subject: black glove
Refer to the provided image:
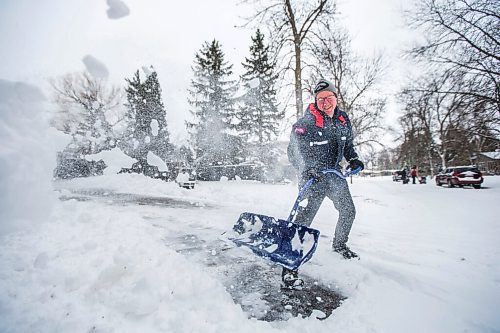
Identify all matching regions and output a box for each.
[306,168,324,182]
[349,158,364,172]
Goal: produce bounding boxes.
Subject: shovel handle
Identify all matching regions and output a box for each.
[321,167,362,179]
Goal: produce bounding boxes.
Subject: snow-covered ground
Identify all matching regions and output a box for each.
[1,174,499,332]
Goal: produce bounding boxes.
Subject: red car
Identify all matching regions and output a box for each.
[435,166,483,189]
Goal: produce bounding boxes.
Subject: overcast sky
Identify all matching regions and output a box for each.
[0,0,418,144]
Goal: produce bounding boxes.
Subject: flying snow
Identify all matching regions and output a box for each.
[151,119,159,136]
[248,77,260,89]
[82,55,109,79]
[85,147,137,175]
[142,66,153,77]
[106,0,130,19]
[0,80,59,235]
[147,151,169,172]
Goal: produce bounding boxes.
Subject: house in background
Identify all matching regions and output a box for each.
[473,150,500,175]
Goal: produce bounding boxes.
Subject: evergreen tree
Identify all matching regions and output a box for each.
[123,70,142,159]
[240,29,282,145]
[124,67,172,163]
[187,39,240,166]
[143,69,172,161]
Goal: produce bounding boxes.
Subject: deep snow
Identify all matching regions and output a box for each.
[1,174,499,332]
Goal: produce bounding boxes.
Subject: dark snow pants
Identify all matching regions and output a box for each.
[294,174,356,248]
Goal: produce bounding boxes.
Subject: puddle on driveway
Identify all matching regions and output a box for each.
[59,188,214,209]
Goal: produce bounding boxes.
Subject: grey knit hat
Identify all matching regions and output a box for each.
[314,79,337,97]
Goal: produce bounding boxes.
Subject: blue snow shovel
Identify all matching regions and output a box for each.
[231,167,362,270]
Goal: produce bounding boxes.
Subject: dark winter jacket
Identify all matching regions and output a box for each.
[287,103,359,175]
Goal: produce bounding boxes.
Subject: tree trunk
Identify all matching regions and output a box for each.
[439,150,447,170]
[427,149,435,177]
[294,42,303,119]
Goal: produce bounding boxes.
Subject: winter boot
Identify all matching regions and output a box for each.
[281,267,304,290]
[333,244,359,259]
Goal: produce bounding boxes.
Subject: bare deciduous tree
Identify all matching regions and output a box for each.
[50,71,124,155]
[310,23,387,152]
[399,72,473,172]
[407,0,500,120]
[396,0,500,170]
[242,0,336,120]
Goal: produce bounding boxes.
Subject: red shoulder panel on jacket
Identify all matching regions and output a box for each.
[308,103,324,128]
[338,114,346,125]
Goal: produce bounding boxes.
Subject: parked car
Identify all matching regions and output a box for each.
[119,162,169,181]
[392,169,407,182]
[176,168,196,189]
[435,166,483,189]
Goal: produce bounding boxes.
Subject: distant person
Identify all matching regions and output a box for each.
[286,79,364,289]
[401,168,408,184]
[411,166,418,184]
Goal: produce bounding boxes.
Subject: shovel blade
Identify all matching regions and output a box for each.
[231,212,320,270]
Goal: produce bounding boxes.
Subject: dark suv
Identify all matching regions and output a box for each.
[435,166,483,189]
[392,169,407,182]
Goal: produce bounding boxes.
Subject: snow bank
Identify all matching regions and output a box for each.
[2,173,499,332]
[0,200,254,333]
